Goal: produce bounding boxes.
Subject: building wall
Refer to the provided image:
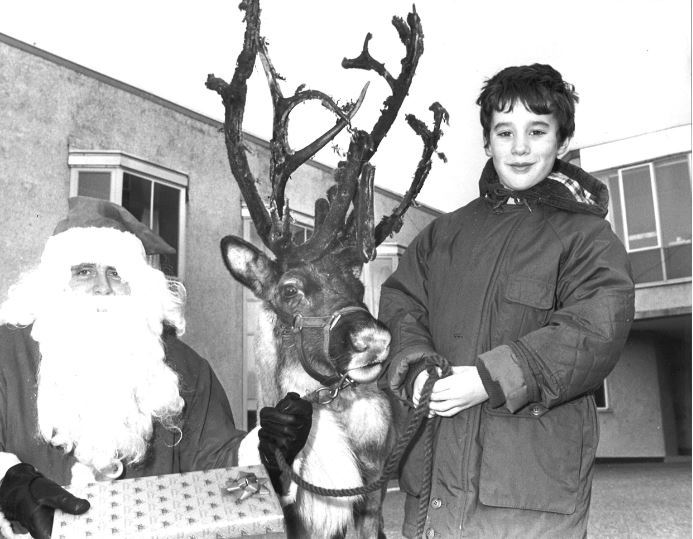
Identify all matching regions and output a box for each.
[0,35,440,424]
[597,333,667,457]
[579,125,691,173]
[578,125,691,458]
[649,319,692,455]
[0,38,246,417]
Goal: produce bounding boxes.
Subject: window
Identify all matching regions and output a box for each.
[595,381,610,411]
[289,222,313,245]
[361,243,406,316]
[597,154,691,284]
[68,150,188,278]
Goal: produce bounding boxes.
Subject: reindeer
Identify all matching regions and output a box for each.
[206,1,447,537]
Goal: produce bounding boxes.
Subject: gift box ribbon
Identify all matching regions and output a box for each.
[223,471,271,503]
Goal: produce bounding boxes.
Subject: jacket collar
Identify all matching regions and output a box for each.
[479,158,609,217]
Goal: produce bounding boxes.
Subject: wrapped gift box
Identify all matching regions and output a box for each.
[53,465,285,538]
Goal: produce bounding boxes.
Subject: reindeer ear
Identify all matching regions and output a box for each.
[220,235,278,300]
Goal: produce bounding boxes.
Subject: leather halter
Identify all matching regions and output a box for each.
[279,305,370,402]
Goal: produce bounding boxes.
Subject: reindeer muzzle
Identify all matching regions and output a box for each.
[281,305,376,394]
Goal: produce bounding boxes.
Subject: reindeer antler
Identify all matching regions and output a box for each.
[206,0,273,246]
[208,0,447,265]
[206,0,366,255]
[342,7,424,157]
[293,5,436,263]
[257,38,369,223]
[333,8,449,261]
[374,102,449,245]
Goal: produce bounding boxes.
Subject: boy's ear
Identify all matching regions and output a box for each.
[558,137,572,157]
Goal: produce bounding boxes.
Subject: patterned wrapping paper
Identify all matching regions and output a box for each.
[53,466,286,538]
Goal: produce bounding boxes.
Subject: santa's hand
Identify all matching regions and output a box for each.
[258,392,312,493]
[0,463,90,539]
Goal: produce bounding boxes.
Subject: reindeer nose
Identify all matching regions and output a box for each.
[349,334,368,353]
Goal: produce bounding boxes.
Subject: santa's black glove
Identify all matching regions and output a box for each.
[258,392,312,494]
[0,463,90,539]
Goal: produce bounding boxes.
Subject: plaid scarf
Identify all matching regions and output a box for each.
[479,158,609,217]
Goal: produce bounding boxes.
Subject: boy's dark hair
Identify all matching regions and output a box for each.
[477,63,579,147]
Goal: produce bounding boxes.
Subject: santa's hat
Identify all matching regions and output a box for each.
[40,197,175,281]
[53,197,175,255]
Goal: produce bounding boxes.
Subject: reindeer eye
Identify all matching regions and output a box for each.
[280,284,299,299]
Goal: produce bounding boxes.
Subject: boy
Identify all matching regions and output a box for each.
[379,64,635,538]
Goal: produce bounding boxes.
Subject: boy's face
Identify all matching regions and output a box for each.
[485,101,570,191]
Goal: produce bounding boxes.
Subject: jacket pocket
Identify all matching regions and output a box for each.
[493,275,555,343]
[478,400,583,514]
[504,275,555,310]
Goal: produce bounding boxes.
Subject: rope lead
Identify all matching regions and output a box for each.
[274,354,452,538]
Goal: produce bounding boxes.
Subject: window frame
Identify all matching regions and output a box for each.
[67,150,188,279]
[360,242,406,315]
[601,152,692,286]
[595,379,612,412]
[618,162,662,254]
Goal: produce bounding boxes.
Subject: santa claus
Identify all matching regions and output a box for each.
[0,197,311,538]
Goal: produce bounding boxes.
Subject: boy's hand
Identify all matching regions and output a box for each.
[412,369,438,418]
[428,366,489,417]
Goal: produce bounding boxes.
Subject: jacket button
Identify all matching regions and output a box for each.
[529,404,545,416]
[425,528,436,539]
[430,497,442,509]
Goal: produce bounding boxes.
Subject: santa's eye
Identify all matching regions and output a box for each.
[71,264,94,277]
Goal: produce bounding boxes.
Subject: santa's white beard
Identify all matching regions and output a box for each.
[34,294,184,474]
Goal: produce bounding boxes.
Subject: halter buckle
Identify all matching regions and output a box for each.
[311,374,354,405]
[291,313,303,332]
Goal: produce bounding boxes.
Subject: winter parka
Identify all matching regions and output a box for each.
[379,158,635,538]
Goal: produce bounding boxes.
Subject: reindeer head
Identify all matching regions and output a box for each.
[208,0,447,400]
[221,235,390,395]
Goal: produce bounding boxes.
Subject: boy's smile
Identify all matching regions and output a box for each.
[485,102,570,191]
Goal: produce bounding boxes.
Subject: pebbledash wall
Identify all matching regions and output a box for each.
[0,33,439,428]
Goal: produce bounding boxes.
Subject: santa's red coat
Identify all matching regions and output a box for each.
[0,325,245,485]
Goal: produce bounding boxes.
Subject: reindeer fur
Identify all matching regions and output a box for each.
[211,5,444,535]
[255,304,392,538]
[223,236,393,538]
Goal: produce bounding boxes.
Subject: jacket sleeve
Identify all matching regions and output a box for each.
[477,219,635,412]
[378,223,438,398]
[167,337,247,471]
[0,327,27,481]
